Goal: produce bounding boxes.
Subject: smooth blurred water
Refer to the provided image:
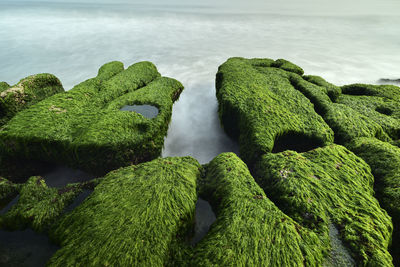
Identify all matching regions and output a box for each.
[1,1,400,163]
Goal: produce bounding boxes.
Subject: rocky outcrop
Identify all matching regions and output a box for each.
[192,153,326,266]
[0,61,183,177]
[217,57,400,265]
[216,57,334,165]
[47,157,200,267]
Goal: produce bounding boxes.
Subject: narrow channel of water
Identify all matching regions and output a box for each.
[191,198,216,245]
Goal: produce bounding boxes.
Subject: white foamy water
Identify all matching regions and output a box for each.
[1,1,400,163]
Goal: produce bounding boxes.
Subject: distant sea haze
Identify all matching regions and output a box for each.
[0,1,399,163]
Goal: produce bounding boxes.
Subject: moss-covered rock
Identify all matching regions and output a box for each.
[254,145,393,266]
[303,75,342,101]
[336,94,400,140]
[0,61,183,175]
[216,57,334,165]
[48,156,200,267]
[0,176,84,232]
[346,138,400,264]
[0,74,64,126]
[192,153,326,266]
[0,177,18,207]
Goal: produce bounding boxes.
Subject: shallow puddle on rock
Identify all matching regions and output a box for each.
[191,198,216,245]
[0,195,19,215]
[41,165,95,188]
[0,229,59,267]
[120,105,159,119]
[63,189,93,213]
[324,223,355,267]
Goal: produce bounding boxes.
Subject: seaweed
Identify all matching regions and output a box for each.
[347,138,400,265]
[216,57,333,165]
[0,74,64,126]
[48,156,201,267]
[0,176,83,232]
[254,145,393,266]
[0,61,183,175]
[192,153,326,266]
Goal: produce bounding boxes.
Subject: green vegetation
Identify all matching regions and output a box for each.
[0,176,83,232]
[0,177,19,207]
[254,145,393,266]
[48,156,201,267]
[336,94,400,140]
[0,61,183,175]
[347,138,400,264]
[0,74,64,126]
[216,57,333,165]
[192,153,326,266]
[303,75,341,101]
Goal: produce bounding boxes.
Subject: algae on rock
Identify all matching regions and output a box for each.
[254,145,393,266]
[192,153,327,266]
[48,157,201,267]
[0,74,64,126]
[0,176,84,232]
[216,57,334,165]
[0,61,183,175]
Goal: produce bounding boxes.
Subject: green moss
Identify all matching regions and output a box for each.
[346,138,400,254]
[341,83,400,101]
[272,58,304,75]
[336,94,400,140]
[0,82,10,92]
[0,74,64,126]
[254,145,393,266]
[0,61,183,175]
[192,153,326,266]
[303,75,342,101]
[0,176,83,232]
[323,103,390,143]
[216,57,333,165]
[48,156,201,267]
[0,177,18,206]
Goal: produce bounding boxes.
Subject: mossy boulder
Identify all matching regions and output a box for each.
[192,153,326,266]
[254,145,393,266]
[48,156,200,267]
[0,61,183,176]
[347,137,400,264]
[0,74,64,126]
[0,176,84,232]
[216,57,334,165]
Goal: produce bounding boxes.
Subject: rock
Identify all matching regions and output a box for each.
[0,61,184,175]
[254,145,393,266]
[192,152,326,266]
[48,156,200,266]
[378,78,400,85]
[347,137,400,265]
[216,57,334,165]
[0,74,64,126]
[0,176,84,232]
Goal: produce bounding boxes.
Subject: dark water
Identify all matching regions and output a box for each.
[41,165,95,188]
[191,198,216,245]
[120,104,159,119]
[0,229,59,267]
[63,189,93,213]
[0,195,19,215]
